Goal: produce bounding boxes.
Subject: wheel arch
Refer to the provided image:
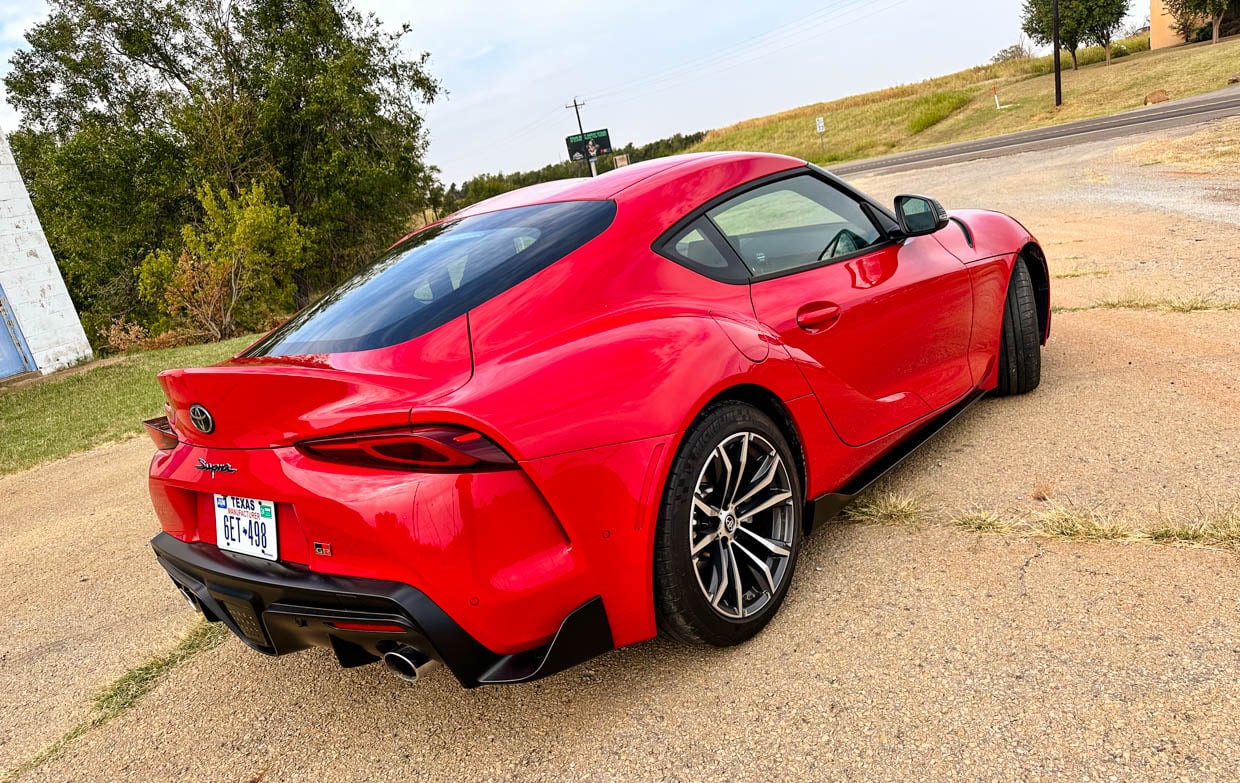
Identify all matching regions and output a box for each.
[1019,241,1051,344]
[698,383,813,532]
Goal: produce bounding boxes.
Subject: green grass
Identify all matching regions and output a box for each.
[0,336,253,475]
[1,623,226,783]
[691,34,1240,166]
[907,90,973,134]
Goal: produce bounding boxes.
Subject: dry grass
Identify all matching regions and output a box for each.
[951,509,1011,534]
[1051,269,1111,280]
[1118,116,1240,175]
[1148,505,1240,548]
[1095,294,1240,313]
[844,492,925,526]
[692,35,1240,167]
[1033,506,1135,542]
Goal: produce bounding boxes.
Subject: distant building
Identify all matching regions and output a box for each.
[1151,0,1181,49]
[1151,0,1240,48]
[0,132,92,380]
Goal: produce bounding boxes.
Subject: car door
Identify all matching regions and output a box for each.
[708,173,974,447]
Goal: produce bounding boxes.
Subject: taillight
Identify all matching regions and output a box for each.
[143,416,178,450]
[296,426,515,472]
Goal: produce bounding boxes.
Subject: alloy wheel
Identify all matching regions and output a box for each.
[689,431,796,620]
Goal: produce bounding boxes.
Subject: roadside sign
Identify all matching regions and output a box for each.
[613,154,630,168]
[815,116,825,134]
[566,129,612,161]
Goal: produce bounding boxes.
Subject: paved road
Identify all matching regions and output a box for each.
[834,85,1240,175]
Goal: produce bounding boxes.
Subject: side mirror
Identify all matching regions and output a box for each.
[894,195,949,237]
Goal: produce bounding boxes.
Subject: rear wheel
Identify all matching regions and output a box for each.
[996,256,1042,396]
[654,402,803,646]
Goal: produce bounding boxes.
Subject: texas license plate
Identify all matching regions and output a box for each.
[214,494,278,561]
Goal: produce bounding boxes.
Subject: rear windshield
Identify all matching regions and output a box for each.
[244,200,617,356]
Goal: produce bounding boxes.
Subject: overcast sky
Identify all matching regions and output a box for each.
[0,0,1147,185]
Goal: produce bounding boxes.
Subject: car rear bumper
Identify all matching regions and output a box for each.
[152,532,614,687]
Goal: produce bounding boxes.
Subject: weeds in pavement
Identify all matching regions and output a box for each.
[1051,269,1111,280]
[1148,505,1240,549]
[1095,295,1240,313]
[951,509,1011,534]
[844,492,925,526]
[1,622,226,783]
[1033,506,1133,542]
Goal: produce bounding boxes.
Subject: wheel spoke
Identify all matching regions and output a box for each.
[736,525,791,557]
[713,446,733,508]
[733,455,776,508]
[738,490,793,521]
[711,544,731,609]
[728,542,745,616]
[693,495,720,519]
[691,528,719,556]
[732,538,777,594]
[725,433,750,508]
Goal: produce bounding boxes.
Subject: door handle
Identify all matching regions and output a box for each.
[796,302,841,331]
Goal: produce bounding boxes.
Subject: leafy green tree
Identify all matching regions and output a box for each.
[1022,0,1129,69]
[6,0,439,344]
[1081,0,1131,62]
[138,182,307,341]
[1165,0,1232,42]
[1023,0,1087,70]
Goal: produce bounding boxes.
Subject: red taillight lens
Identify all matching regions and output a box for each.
[143,416,178,450]
[296,426,515,472]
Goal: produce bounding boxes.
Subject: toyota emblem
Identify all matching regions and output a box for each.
[189,403,215,434]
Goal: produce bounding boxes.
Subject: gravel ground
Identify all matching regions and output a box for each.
[2,120,1239,782]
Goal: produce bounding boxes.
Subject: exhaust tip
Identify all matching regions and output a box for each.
[383,646,439,683]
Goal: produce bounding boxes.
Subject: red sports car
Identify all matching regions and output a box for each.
[146,152,1049,687]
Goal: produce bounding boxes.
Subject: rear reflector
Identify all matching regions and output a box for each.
[143,416,179,450]
[296,425,515,472]
[329,621,410,633]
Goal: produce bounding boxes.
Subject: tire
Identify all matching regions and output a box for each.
[996,256,1042,396]
[654,401,803,646]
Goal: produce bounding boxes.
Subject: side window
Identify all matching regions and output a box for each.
[660,218,748,283]
[707,176,884,277]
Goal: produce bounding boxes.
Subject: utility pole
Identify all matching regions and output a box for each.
[1052,0,1063,107]
[565,97,596,177]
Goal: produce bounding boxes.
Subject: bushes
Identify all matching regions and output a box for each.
[138,183,308,343]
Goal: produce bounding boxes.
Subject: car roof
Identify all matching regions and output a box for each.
[450,152,806,219]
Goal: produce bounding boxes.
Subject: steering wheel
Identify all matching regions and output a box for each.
[818,228,866,261]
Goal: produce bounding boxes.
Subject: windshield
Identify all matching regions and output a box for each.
[244,200,617,356]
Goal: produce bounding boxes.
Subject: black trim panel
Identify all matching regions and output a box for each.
[152,533,614,688]
[808,390,985,527]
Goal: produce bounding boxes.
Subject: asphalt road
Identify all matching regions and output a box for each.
[833,84,1240,176]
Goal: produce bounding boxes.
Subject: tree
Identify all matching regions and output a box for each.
[138,182,307,341]
[1022,0,1087,70]
[5,0,440,344]
[1165,0,1231,43]
[992,42,1034,63]
[1081,0,1131,63]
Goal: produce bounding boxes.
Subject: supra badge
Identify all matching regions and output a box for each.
[189,403,215,434]
[196,458,237,478]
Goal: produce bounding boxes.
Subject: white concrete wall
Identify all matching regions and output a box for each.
[0,132,93,373]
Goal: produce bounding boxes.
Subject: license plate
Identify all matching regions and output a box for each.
[214,494,278,561]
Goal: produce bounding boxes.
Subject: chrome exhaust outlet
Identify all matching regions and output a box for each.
[383,646,439,683]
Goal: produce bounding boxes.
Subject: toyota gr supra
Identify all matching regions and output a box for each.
[145,152,1050,687]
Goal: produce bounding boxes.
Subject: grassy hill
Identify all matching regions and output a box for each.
[690,35,1240,165]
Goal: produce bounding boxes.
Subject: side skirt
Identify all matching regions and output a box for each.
[807,390,985,529]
